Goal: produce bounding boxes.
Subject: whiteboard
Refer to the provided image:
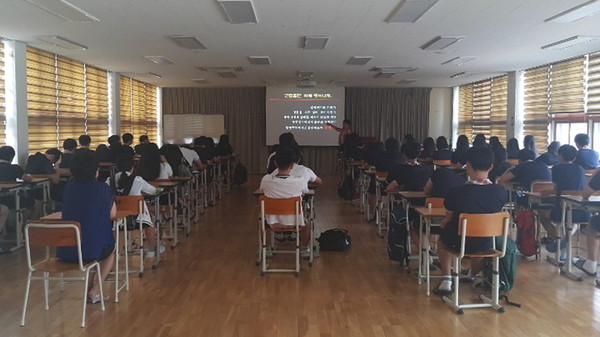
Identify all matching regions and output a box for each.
[163,114,225,144]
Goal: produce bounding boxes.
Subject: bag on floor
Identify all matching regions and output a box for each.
[515,210,536,257]
[318,228,351,251]
[233,162,247,186]
[387,207,408,264]
[338,174,355,201]
[483,237,521,307]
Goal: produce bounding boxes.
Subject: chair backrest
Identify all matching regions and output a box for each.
[259,195,302,216]
[115,195,144,214]
[375,171,388,179]
[561,190,584,196]
[531,182,556,193]
[586,169,598,176]
[433,160,451,167]
[25,221,85,271]
[458,212,510,238]
[425,197,445,208]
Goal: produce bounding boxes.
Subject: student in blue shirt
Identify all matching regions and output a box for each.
[498,149,551,189]
[536,141,560,166]
[574,133,599,170]
[433,136,452,161]
[375,137,405,173]
[572,171,600,283]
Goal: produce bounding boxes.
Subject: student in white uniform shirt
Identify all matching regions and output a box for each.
[138,143,173,181]
[260,146,314,257]
[180,145,204,170]
[271,156,322,188]
[108,155,165,257]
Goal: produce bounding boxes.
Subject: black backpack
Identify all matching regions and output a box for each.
[388,207,409,264]
[233,162,248,186]
[338,174,355,201]
[318,228,351,251]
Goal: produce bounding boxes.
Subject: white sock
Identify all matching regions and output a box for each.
[584,260,598,272]
[440,277,452,291]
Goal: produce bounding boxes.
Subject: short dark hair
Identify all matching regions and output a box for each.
[0,146,16,162]
[467,146,494,171]
[493,146,507,163]
[343,119,351,126]
[78,135,91,147]
[558,144,578,162]
[139,135,149,143]
[71,150,99,182]
[548,141,561,154]
[518,149,536,162]
[274,146,297,170]
[403,141,421,159]
[385,137,400,152]
[435,136,449,150]
[45,148,62,163]
[116,154,135,172]
[574,133,590,146]
[122,133,134,143]
[108,135,121,146]
[63,138,77,151]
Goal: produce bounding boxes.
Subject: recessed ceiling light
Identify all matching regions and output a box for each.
[37,35,87,50]
[247,56,271,65]
[541,35,600,50]
[397,79,417,85]
[441,56,478,66]
[303,36,330,49]
[370,66,417,72]
[297,71,315,78]
[386,0,439,23]
[25,0,99,22]
[545,0,600,23]
[217,0,258,24]
[375,72,396,79]
[144,56,175,65]
[218,72,237,78]
[168,36,206,50]
[346,56,373,65]
[420,36,463,50]
[192,79,209,84]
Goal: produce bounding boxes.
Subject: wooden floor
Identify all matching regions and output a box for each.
[1,175,600,337]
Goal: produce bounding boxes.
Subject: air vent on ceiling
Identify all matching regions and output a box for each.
[374,72,396,79]
[369,66,417,72]
[386,0,439,23]
[26,0,99,22]
[541,35,600,50]
[168,36,206,50]
[297,71,315,78]
[218,72,237,78]
[192,79,209,84]
[441,56,478,66]
[545,0,600,23]
[121,72,161,79]
[37,35,87,50]
[346,56,373,65]
[420,36,463,50]
[217,0,258,24]
[248,56,271,65]
[144,56,176,65]
[303,36,330,49]
[450,71,479,79]
[198,66,244,72]
[330,79,348,85]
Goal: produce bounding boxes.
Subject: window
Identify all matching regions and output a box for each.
[457,75,508,144]
[0,41,5,146]
[120,76,158,142]
[26,47,109,154]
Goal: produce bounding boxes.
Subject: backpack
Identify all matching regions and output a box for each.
[483,237,521,307]
[515,210,536,257]
[233,162,248,186]
[338,174,356,201]
[387,207,409,264]
[318,228,351,251]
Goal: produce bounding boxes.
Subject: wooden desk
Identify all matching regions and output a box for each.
[390,191,430,263]
[414,206,446,296]
[0,182,26,251]
[149,180,180,253]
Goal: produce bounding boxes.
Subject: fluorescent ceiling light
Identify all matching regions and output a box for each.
[297,71,315,78]
[192,79,209,84]
[149,72,161,79]
[397,79,417,85]
[144,56,176,65]
[421,36,463,50]
[168,36,206,50]
[217,0,258,24]
[346,56,373,65]
[198,66,244,72]
[218,72,237,78]
[541,35,600,50]
[370,66,417,72]
[450,71,480,79]
[247,56,271,65]
[25,0,99,22]
[37,35,87,50]
[545,0,600,23]
[304,36,330,49]
[375,72,395,79]
[441,56,478,66]
[386,0,439,23]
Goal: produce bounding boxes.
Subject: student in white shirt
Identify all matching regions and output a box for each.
[260,147,313,256]
[138,143,173,182]
[108,155,165,257]
[271,158,322,188]
[180,145,204,170]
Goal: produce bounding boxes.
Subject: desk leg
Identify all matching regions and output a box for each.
[560,202,583,281]
[418,215,423,285]
[11,189,24,251]
[548,201,566,267]
[152,197,161,269]
[114,220,119,303]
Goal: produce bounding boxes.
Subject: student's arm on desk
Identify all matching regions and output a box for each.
[110,202,117,219]
[497,168,515,186]
[440,211,453,229]
[423,179,433,195]
[311,176,323,186]
[21,173,33,183]
[385,180,398,193]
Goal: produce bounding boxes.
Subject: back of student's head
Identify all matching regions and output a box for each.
[404,141,421,159]
[279,132,299,148]
[518,149,536,162]
[108,135,121,146]
[138,143,161,181]
[0,145,16,162]
[493,146,507,163]
[524,135,536,152]
[466,146,494,171]
[218,134,230,147]
[385,137,400,152]
[403,134,415,144]
[71,150,99,182]
[164,144,184,174]
[122,133,134,144]
[558,145,578,162]
[63,138,77,151]
[45,148,62,163]
[489,136,501,149]
[436,136,449,151]
[574,133,590,147]
[139,135,149,143]
[275,146,297,171]
[473,134,487,147]
[548,141,561,154]
[78,134,91,147]
[116,154,135,172]
[369,141,384,153]
[115,154,136,194]
[193,137,204,147]
[455,135,469,153]
[422,137,435,154]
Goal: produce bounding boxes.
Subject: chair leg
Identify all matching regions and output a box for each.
[124,228,130,291]
[43,272,49,310]
[82,270,90,328]
[97,264,105,311]
[20,271,32,326]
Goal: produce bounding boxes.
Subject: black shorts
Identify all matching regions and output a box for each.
[84,245,115,263]
[440,226,492,254]
[550,208,590,223]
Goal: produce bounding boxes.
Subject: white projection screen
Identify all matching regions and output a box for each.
[266,86,345,146]
[163,114,225,144]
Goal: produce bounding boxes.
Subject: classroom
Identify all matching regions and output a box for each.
[1,1,600,336]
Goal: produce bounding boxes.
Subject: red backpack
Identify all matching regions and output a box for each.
[515,210,536,257]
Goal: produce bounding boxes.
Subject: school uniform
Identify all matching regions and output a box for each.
[450,151,467,165]
[536,152,559,166]
[107,172,157,226]
[386,163,431,192]
[433,149,452,161]
[272,164,318,189]
[25,152,54,175]
[551,164,589,222]
[574,148,599,170]
[180,147,200,168]
[375,151,405,173]
[489,161,513,183]
[429,167,466,198]
[59,153,74,169]
[158,162,173,179]
[259,174,308,226]
[0,161,35,208]
[510,160,551,189]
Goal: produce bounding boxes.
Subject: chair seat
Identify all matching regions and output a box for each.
[449,249,503,258]
[268,224,300,232]
[32,258,92,273]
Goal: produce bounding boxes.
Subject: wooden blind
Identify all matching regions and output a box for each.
[458,84,473,141]
[0,41,5,146]
[588,52,600,114]
[27,47,109,154]
[490,76,508,144]
[549,57,585,114]
[120,76,158,142]
[471,80,492,138]
[523,65,550,154]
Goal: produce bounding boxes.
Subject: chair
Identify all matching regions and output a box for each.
[442,212,510,314]
[421,197,445,295]
[375,172,389,237]
[115,196,145,279]
[21,221,105,328]
[433,160,452,169]
[529,182,556,258]
[258,195,303,276]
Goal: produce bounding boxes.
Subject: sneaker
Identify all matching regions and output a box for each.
[301,247,311,259]
[145,245,166,258]
[545,239,567,253]
[265,247,273,258]
[87,294,109,304]
[274,233,285,242]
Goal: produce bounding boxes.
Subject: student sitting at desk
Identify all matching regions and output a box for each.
[385,141,431,193]
[498,149,551,189]
[538,145,588,255]
[135,135,151,155]
[375,137,404,173]
[418,137,435,163]
[162,144,191,177]
[271,151,322,189]
[363,141,384,167]
[216,134,234,158]
[259,146,312,258]
[434,146,507,295]
[571,171,600,283]
[77,134,93,152]
[433,136,452,161]
[506,138,520,160]
[450,135,469,167]
[60,138,77,171]
[25,148,63,206]
[121,133,135,158]
[138,143,173,181]
[108,155,165,257]
[488,147,513,183]
[536,141,560,166]
[574,133,599,170]
[107,135,125,162]
[180,144,204,171]
[423,167,465,198]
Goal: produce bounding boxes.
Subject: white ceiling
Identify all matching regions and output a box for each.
[2,0,600,88]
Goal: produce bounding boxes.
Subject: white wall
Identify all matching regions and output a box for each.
[428,87,453,140]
